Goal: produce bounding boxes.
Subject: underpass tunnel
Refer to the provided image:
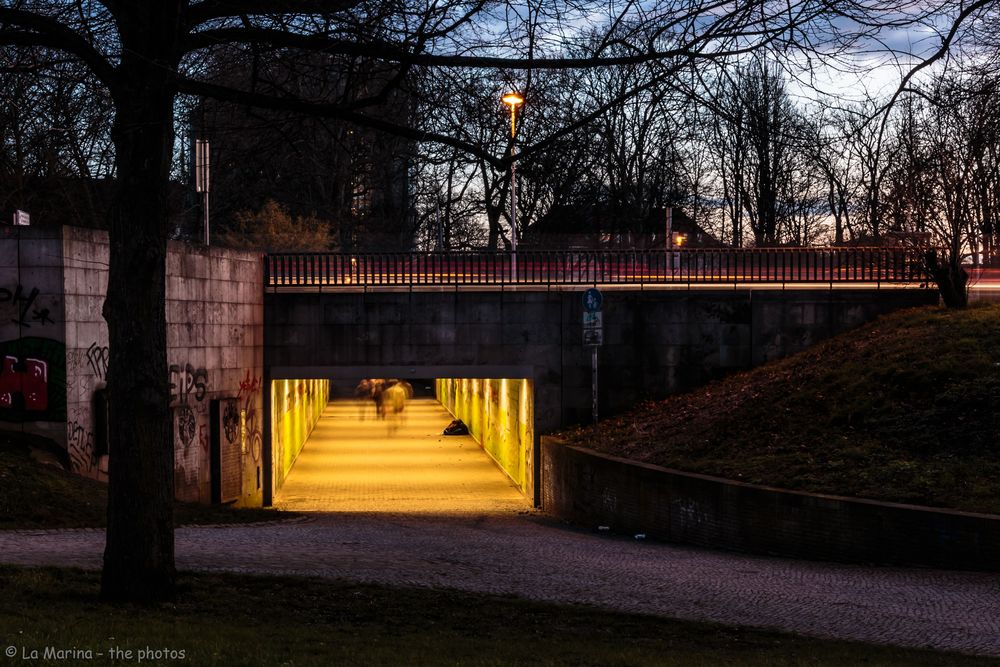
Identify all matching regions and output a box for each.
[268,375,534,512]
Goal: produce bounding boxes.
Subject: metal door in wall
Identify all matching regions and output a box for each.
[209,398,242,503]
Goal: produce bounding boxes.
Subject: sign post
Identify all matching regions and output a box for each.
[582,288,603,424]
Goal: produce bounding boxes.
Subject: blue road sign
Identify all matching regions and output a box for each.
[583,288,602,312]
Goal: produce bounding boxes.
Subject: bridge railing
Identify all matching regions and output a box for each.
[265,247,933,288]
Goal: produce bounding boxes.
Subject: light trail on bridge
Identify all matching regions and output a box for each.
[265,248,933,290]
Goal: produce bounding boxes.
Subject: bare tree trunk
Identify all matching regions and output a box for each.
[925,249,969,308]
[100,32,177,603]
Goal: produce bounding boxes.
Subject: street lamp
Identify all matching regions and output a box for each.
[195,138,210,245]
[502,92,523,282]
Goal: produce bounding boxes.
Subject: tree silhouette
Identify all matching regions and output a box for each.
[0,0,991,602]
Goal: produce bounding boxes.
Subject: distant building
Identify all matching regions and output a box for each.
[187,55,416,252]
[521,205,723,250]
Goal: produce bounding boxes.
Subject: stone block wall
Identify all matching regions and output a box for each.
[436,377,533,497]
[0,226,265,506]
[63,226,109,478]
[541,438,1000,570]
[164,239,264,505]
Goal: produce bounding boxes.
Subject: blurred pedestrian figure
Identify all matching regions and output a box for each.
[355,379,372,420]
[384,380,408,435]
[371,379,386,420]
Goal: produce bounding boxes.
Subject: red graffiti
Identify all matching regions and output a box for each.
[237,370,262,462]
[0,355,48,411]
[237,370,261,400]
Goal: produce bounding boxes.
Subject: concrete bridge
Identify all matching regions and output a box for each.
[0,229,939,510]
[264,284,938,504]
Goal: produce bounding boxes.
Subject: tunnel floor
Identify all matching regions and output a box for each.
[274,398,527,513]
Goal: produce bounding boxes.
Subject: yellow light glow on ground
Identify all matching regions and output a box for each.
[274,398,526,513]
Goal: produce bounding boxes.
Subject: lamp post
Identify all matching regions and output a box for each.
[502,92,523,282]
[195,138,210,245]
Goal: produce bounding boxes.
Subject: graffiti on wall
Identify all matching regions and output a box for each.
[0,356,47,411]
[86,342,109,381]
[170,362,208,460]
[0,284,55,328]
[176,404,196,450]
[169,363,208,404]
[239,371,261,400]
[237,370,262,462]
[0,337,66,422]
[66,419,95,474]
[222,398,240,444]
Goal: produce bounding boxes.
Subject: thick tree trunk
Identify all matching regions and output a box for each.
[925,250,969,309]
[100,29,179,602]
[486,204,504,251]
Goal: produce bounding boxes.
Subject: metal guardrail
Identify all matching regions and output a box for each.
[265,248,933,288]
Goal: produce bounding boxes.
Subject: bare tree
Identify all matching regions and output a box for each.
[0,47,114,226]
[907,70,1000,306]
[2,0,992,603]
[706,58,820,246]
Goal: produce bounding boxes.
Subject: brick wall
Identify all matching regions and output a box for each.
[541,437,1000,570]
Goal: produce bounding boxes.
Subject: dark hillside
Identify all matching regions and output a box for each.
[0,433,290,529]
[561,303,1000,514]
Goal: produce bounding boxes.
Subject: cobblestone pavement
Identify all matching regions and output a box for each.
[2,512,999,657]
[3,398,998,657]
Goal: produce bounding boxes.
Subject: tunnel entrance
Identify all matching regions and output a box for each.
[266,372,534,513]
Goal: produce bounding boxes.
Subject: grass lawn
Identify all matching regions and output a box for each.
[0,566,995,667]
[0,433,291,530]
[560,303,1000,514]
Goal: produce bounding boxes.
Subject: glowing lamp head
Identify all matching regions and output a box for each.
[502,92,524,108]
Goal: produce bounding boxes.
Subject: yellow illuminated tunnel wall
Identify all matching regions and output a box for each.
[271,379,329,489]
[436,378,533,495]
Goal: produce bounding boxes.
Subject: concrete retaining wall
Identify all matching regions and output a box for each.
[541,437,1000,570]
[0,226,265,506]
[436,377,533,496]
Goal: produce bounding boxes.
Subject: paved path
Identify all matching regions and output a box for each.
[2,513,999,657]
[274,398,526,513]
[2,398,998,657]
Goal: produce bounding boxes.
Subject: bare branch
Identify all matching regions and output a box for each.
[185,0,363,26]
[182,22,787,69]
[175,74,505,168]
[0,7,116,85]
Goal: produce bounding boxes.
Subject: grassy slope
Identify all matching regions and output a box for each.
[0,434,290,529]
[561,303,1000,514]
[1,566,994,667]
